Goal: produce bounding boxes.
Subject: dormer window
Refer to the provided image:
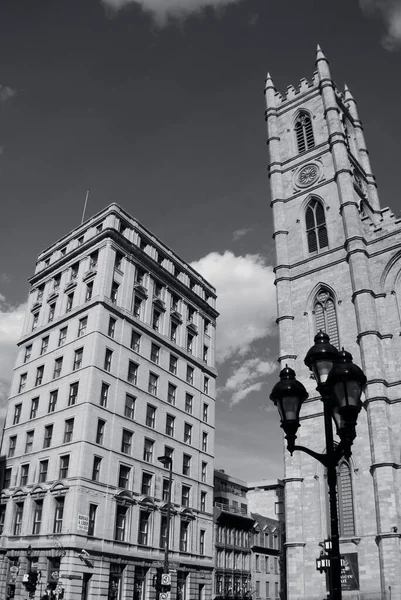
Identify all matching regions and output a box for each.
[295,112,315,153]
[305,198,328,254]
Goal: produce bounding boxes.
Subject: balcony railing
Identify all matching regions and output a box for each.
[215,502,248,515]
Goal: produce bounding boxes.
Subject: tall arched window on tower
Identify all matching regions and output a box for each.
[337,460,355,537]
[313,288,339,348]
[306,198,328,254]
[295,112,315,153]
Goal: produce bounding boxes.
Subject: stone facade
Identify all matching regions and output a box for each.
[265,47,401,599]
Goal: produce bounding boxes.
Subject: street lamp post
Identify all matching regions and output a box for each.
[158,455,173,575]
[269,332,366,600]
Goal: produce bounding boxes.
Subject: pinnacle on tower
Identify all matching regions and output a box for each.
[316,44,328,64]
[344,83,355,102]
[265,72,275,90]
[315,43,331,80]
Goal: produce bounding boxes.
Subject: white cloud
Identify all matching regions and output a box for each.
[359,0,401,50]
[101,0,242,25]
[222,356,278,406]
[0,85,16,103]
[232,227,253,241]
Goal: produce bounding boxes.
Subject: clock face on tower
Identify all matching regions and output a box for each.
[297,163,319,187]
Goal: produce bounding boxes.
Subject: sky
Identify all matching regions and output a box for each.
[0,0,400,482]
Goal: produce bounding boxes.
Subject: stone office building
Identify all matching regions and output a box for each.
[0,203,217,600]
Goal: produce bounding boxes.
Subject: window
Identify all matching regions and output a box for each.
[96,223,103,233]
[24,345,32,363]
[59,327,67,346]
[170,320,178,342]
[138,510,150,545]
[121,429,133,454]
[306,198,328,254]
[41,336,49,355]
[69,382,79,406]
[85,281,93,302]
[256,555,260,572]
[66,292,74,313]
[125,395,136,419]
[3,467,12,489]
[43,424,53,449]
[54,274,61,290]
[92,456,102,481]
[148,373,158,395]
[104,349,113,371]
[8,435,17,457]
[187,333,194,354]
[171,294,180,312]
[19,373,27,393]
[114,251,123,271]
[203,403,209,422]
[115,505,127,541]
[25,430,34,453]
[37,285,45,302]
[131,330,141,352]
[164,446,174,469]
[71,263,79,280]
[110,281,119,304]
[48,390,58,412]
[162,478,170,502]
[200,491,206,512]
[88,504,97,537]
[202,432,208,452]
[146,405,156,429]
[338,460,355,536]
[118,465,130,489]
[89,251,98,269]
[135,267,146,285]
[32,500,43,534]
[100,383,109,407]
[295,112,315,153]
[201,462,207,483]
[53,497,65,533]
[275,583,279,599]
[183,454,191,476]
[128,361,138,384]
[0,506,5,535]
[133,296,142,318]
[152,309,161,331]
[78,317,88,337]
[274,557,279,574]
[64,418,74,443]
[313,288,339,349]
[53,357,63,379]
[181,485,190,507]
[150,343,160,364]
[30,397,39,419]
[265,556,270,574]
[39,460,48,483]
[200,529,205,555]
[143,438,154,462]
[187,306,195,323]
[32,311,39,331]
[78,235,84,246]
[185,393,193,414]
[180,519,189,552]
[48,303,56,322]
[108,317,116,338]
[59,455,70,479]
[13,503,24,535]
[13,403,22,425]
[35,366,44,386]
[169,355,177,374]
[167,383,176,405]
[204,319,211,335]
[73,348,83,370]
[255,581,260,599]
[186,366,194,385]
[184,423,192,445]
[141,472,152,495]
[160,514,168,549]
[203,345,208,363]
[166,414,175,437]
[154,281,163,298]
[20,464,29,486]
[96,419,105,445]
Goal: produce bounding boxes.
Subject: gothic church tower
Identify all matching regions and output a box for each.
[265,47,401,599]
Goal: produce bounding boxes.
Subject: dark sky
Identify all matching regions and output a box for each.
[0,0,399,481]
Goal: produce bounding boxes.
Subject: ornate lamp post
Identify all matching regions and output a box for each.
[270,332,366,600]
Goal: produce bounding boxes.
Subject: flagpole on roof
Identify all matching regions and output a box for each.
[81,189,90,224]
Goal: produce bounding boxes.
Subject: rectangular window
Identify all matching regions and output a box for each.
[19,373,27,393]
[8,435,17,457]
[143,438,154,462]
[115,505,127,541]
[181,485,190,507]
[32,500,43,535]
[131,330,141,351]
[30,397,39,419]
[108,317,116,338]
[255,582,260,599]
[166,414,175,437]
[274,557,279,574]
[141,472,152,496]
[85,281,93,302]
[110,281,119,304]
[96,419,106,445]
[39,460,48,483]
[170,320,178,342]
[183,454,191,476]
[187,306,195,323]
[186,366,194,385]
[204,319,211,335]
[146,405,156,429]
[180,519,189,552]
[171,294,179,312]
[71,263,79,279]
[138,510,150,545]
[0,506,5,535]
[54,274,61,290]
[167,383,176,405]
[148,373,158,395]
[64,418,74,443]
[48,390,58,412]
[66,292,74,313]
[24,345,32,363]
[43,424,53,448]
[203,403,209,423]
[25,430,34,453]
[59,327,67,346]
[88,504,97,537]
[200,529,205,555]
[59,455,70,479]
[96,223,103,233]
[100,383,109,407]
[48,303,56,322]
[125,394,135,419]
[104,349,113,371]
[162,478,170,502]
[135,267,146,285]
[164,446,174,469]
[69,382,79,406]
[32,312,39,330]
[150,343,160,364]
[53,497,65,533]
[201,462,207,483]
[185,393,193,414]
[202,432,208,452]
[128,361,138,384]
[153,281,163,299]
[121,429,133,454]
[275,583,279,599]
[203,346,208,363]
[187,333,194,354]
[184,423,192,445]
[13,503,24,535]
[41,336,49,355]
[73,348,83,370]
[53,357,63,379]
[152,309,161,331]
[20,464,29,486]
[114,251,123,271]
[78,317,88,337]
[118,465,130,489]
[256,555,260,572]
[200,491,206,512]
[92,456,102,481]
[169,355,177,374]
[37,285,45,302]
[3,468,12,489]
[265,556,270,574]
[13,403,22,425]
[133,296,142,318]
[35,366,44,386]
[89,251,98,269]
[160,514,167,549]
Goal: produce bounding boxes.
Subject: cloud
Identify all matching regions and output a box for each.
[0,85,16,103]
[232,227,253,241]
[101,0,242,25]
[359,0,401,50]
[221,356,278,406]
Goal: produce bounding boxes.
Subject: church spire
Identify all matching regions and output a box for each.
[264,72,277,109]
[316,43,331,80]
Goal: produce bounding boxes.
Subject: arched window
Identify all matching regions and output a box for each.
[306,198,328,254]
[337,461,355,537]
[313,288,339,348]
[295,112,315,153]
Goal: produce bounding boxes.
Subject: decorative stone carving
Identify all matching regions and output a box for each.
[298,163,319,187]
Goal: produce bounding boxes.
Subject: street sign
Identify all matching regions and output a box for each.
[160,593,170,600]
[161,574,171,586]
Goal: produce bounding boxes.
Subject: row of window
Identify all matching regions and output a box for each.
[254,554,279,574]
[253,530,280,550]
[254,580,280,600]
[32,279,94,331]
[216,549,250,570]
[0,497,65,536]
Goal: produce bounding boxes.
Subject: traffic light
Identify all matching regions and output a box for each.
[25,571,39,593]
